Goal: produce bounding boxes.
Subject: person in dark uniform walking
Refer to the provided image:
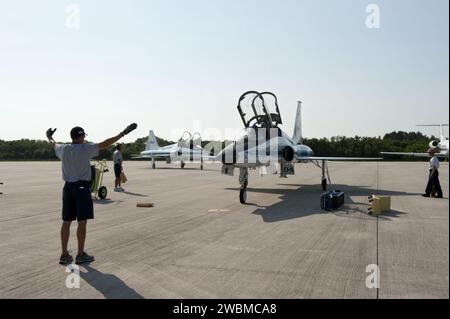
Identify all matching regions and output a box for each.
[113,143,124,192]
[46,123,137,265]
[422,148,443,198]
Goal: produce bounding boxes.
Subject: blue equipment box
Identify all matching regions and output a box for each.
[321,190,345,211]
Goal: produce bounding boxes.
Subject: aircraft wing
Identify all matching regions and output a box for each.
[131,154,171,159]
[295,156,382,161]
[131,150,173,159]
[380,152,448,158]
[132,150,218,161]
[201,154,219,161]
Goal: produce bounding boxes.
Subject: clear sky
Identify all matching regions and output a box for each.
[0,0,448,142]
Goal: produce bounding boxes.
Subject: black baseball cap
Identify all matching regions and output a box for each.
[70,126,87,140]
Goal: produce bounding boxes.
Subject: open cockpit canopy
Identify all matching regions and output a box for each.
[177,131,192,148]
[178,131,202,149]
[237,91,282,129]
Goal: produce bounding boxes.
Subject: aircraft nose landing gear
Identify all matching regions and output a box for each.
[239,167,249,204]
[239,188,247,204]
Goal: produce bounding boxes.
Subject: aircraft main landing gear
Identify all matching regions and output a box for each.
[321,160,330,191]
[321,177,327,191]
[239,168,249,204]
[181,161,185,169]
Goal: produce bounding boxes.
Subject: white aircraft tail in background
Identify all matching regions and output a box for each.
[381,123,449,159]
[417,124,449,151]
[145,130,159,151]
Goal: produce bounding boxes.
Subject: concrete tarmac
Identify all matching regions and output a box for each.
[0,161,448,298]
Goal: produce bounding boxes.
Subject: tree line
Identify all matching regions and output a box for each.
[0,131,437,161]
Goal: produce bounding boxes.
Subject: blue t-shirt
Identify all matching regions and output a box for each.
[55,143,99,182]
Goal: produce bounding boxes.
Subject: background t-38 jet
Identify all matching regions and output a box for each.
[216,91,382,204]
[380,124,449,159]
[137,130,209,170]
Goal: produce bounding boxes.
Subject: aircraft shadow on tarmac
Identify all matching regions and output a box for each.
[226,184,414,223]
[80,264,144,299]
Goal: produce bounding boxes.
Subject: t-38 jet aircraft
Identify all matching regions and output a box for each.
[216,91,382,204]
[136,130,210,170]
[380,124,449,159]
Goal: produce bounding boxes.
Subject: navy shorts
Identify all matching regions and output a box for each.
[62,181,94,221]
[114,164,122,178]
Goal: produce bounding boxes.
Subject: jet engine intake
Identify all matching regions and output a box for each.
[429,140,439,148]
[281,146,294,162]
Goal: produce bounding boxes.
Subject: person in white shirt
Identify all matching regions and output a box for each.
[46,123,137,265]
[422,148,443,198]
[113,144,124,192]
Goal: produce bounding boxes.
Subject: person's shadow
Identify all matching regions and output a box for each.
[79,264,144,299]
[121,191,148,197]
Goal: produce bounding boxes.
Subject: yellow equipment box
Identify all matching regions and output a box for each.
[368,195,391,215]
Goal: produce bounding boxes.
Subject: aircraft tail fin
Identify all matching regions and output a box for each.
[417,124,449,141]
[145,130,159,150]
[292,101,303,145]
[440,125,446,141]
